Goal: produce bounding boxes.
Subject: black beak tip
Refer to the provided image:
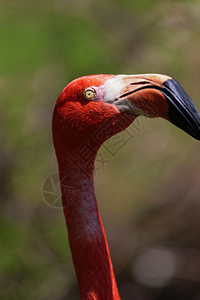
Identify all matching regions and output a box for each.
[193,131,200,141]
[186,128,200,141]
[163,79,200,141]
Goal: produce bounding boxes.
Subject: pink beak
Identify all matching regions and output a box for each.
[106,74,200,140]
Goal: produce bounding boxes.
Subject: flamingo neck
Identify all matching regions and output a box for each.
[57,150,121,300]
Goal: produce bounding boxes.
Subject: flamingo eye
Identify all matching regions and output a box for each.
[84,87,97,101]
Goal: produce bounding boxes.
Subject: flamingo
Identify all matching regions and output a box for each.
[52,74,200,300]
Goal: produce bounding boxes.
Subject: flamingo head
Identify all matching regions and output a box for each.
[53,74,200,152]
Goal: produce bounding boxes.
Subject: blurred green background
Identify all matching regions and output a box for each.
[1,0,200,299]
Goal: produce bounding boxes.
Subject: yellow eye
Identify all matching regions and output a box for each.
[84,88,97,101]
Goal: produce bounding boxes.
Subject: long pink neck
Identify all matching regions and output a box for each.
[57,150,121,300]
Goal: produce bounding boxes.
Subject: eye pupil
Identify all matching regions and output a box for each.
[84,88,97,100]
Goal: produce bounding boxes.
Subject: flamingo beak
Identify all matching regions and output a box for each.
[108,74,200,140]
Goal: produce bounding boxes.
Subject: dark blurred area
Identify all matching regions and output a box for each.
[1,0,200,299]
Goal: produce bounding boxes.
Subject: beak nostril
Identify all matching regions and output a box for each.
[130,81,151,86]
[118,84,161,99]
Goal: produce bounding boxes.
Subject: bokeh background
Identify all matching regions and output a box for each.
[1,0,200,299]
